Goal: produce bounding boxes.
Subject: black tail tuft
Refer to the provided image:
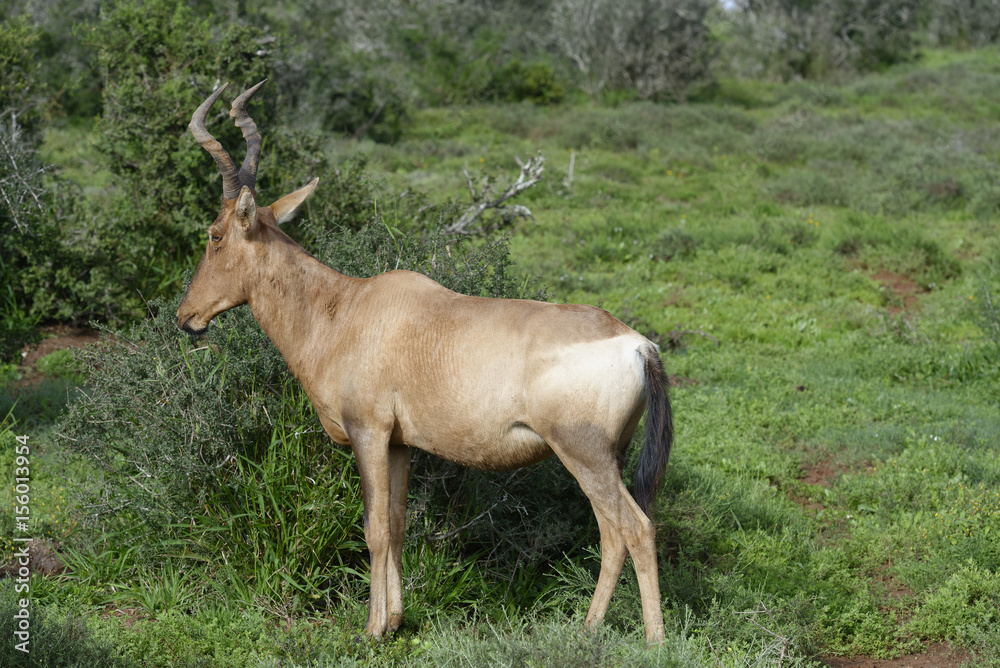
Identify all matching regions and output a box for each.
[634,349,673,518]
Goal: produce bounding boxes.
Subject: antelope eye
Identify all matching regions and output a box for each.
[210,234,223,243]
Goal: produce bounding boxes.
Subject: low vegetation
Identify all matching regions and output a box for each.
[2,1,1000,666]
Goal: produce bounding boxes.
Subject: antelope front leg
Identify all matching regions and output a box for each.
[386,444,410,632]
[353,430,393,638]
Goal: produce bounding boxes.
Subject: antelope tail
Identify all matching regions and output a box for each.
[634,347,673,517]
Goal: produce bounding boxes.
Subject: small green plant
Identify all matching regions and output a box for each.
[0,363,20,386]
[34,349,83,383]
[650,227,700,262]
[906,564,1000,645]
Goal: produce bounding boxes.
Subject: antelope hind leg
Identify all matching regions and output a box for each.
[386,444,410,632]
[551,442,666,644]
[584,479,664,645]
[584,509,629,628]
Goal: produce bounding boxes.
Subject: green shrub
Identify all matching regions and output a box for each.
[262,1,412,140]
[974,255,1000,350]
[486,60,567,105]
[0,583,129,668]
[720,0,918,81]
[87,0,274,319]
[650,227,700,262]
[0,18,47,360]
[906,564,1000,644]
[0,16,45,136]
[927,0,1000,47]
[60,296,287,535]
[551,0,715,102]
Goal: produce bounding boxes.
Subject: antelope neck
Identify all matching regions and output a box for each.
[246,232,354,381]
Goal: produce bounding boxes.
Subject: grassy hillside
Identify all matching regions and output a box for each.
[2,48,999,667]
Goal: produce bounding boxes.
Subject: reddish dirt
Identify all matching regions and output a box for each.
[873,561,915,603]
[101,607,146,629]
[876,573,915,603]
[11,324,101,388]
[0,540,66,578]
[801,459,846,488]
[823,642,971,668]
[872,270,927,313]
[794,459,849,514]
[668,375,699,388]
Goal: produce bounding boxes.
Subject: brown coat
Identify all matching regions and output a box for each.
[177,82,673,644]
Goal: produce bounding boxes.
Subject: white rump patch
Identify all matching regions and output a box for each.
[535,334,648,423]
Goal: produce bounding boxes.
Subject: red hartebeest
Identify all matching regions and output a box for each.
[176,81,673,643]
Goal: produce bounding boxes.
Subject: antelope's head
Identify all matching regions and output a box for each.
[177,81,318,335]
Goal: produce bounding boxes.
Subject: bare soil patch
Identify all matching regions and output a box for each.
[0,540,66,578]
[791,458,853,512]
[823,642,970,668]
[874,565,914,603]
[872,270,927,313]
[801,458,847,488]
[12,324,101,387]
[668,375,699,388]
[22,325,101,368]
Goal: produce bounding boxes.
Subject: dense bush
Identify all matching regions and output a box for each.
[0,123,45,362]
[720,0,919,81]
[551,0,716,102]
[0,0,275,324]
[89,0,275,318]
[7,0,104,119]
[0,17,48,360]
[925,0,1000,47]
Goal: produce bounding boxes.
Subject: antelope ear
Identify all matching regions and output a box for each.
[234,186,258,233]
[269,178,319,224]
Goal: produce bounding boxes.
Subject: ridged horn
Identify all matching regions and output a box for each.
[189,82,242,200]
[230,79,267,192]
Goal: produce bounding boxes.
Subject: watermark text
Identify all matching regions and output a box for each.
[12,433,32,654]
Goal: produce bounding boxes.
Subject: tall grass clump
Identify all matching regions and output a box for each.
[974,254,1000,350]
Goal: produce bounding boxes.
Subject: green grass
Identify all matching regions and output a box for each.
[10,46,1000,666]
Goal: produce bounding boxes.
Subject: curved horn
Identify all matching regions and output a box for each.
[230,79,267,191]
[190,82,242,200]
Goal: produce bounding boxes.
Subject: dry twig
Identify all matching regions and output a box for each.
[443,153,545,235]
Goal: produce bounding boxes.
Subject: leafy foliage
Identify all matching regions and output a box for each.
[88,0,275,319]
[721,0,919,81]
[0,18,47,361]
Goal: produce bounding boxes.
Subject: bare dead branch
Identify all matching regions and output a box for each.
[564,149,576,190]
[0,111,49,234]
[443,153,545,235]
